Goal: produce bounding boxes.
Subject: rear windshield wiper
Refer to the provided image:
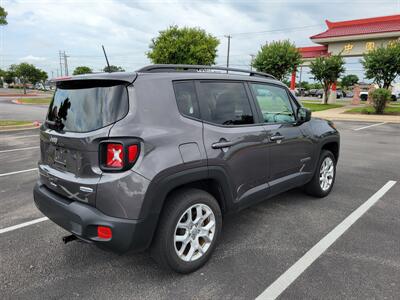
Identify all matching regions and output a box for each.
[45,119,63,131]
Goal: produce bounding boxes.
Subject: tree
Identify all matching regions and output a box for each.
[361,42,400,89]
[73,66,93,75]
[298,81,310,90]
[0,6,7,25]
[103,65,125,73]
[13,63,48,94]
[4,70,15,84]
[309,55,345,104]
[252,40,302,81]
[370,88,391,114]
[147,25,219,65]
[340,74,359,90]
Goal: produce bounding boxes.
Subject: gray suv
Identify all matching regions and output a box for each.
[34,64,340,273]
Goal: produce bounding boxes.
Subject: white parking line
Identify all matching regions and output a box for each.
[353,122,386,131]
[0,217,48,235]
[256,180,397,300]
[1,134,39,139]
[0,146,39,153]
[0,168,37,177]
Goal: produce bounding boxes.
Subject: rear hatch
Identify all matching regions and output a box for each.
[38,75,134,206]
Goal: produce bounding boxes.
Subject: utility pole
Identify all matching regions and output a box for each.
[63,51,69,76]
[51,71,54,78]
[59,51,63,77]
[249,54,255,71]
[224,35,231,72]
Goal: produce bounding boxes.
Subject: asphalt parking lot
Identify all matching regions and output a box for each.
[1,121,399,299]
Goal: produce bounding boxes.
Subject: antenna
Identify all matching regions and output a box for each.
[102,45,110,72]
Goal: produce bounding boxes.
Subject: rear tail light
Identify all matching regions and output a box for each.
[97,226,112,239]
[100,139,140,171]
[128,145,139,163]
[106,143,123,168]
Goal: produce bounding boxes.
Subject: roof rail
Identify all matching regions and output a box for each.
[136,64,276,80]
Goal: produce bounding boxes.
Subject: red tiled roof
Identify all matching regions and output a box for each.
[311,15,400,40]
[298,46,328,58]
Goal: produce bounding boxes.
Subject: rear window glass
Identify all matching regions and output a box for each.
[46,81,128,132]
[173,81,200,119]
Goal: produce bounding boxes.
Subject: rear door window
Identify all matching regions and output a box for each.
[197,81,254,126]
[46,80,129,132]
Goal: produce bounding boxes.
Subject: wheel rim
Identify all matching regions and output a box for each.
[174,203,216,262]
[319,157,334,191]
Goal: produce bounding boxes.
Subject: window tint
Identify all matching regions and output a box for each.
[250,83,296,123]
[173,81,200,119]
[197,81,254,125]
[47,82,128,132]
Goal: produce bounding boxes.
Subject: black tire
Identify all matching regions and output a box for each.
[304,150,336,197]
[150,188,222,273]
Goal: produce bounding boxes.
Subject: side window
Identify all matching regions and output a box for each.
[197,81,254,125]
[250,83,296,124]
[173,81,200,119]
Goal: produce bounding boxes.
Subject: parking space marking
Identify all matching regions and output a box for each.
[256,180,397,300]
[0,168,37,177]
[353,122,386,131]
[0,146,39,153]
[1,134,39,139]
[0,217,48,235]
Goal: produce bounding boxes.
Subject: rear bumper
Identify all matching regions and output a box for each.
[33,183,156,253]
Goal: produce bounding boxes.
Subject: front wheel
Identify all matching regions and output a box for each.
[304,150,336,197]
[151,188,222,273]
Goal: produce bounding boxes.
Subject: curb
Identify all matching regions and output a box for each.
[0,121,42,132]
[0,94,39,97]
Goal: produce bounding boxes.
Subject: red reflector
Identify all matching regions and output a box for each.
[106,143,123,168]
[97,226,112,239]
[128,145,139,162]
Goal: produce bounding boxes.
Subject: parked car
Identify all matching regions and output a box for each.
[360,91,368,101]
[345,90,354,98]
[316,89,324,98]
[309,89,318,97]
[34,64,340,273]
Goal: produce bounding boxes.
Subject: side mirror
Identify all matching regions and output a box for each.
[297,107,311,124]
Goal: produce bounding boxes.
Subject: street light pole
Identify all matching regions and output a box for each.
[224,35,231,73]
[250,54,255,71]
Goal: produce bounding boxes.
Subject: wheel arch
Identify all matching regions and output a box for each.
[138,165,235,247]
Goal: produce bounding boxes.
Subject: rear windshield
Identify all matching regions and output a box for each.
[46,80,129,132]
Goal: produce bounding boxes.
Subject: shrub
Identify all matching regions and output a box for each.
[371,88,391,114]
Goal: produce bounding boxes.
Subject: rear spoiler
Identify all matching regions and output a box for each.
[50,72,137,85]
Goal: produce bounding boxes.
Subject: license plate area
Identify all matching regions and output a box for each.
[52,147,77,173]
[54,147,67,167]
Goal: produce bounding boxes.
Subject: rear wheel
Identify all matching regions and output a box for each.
[304,150,336,197]
[151,188,222,273]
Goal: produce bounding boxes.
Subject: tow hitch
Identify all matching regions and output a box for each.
[62,234,78,244]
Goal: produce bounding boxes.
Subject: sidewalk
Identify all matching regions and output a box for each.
[312,105,400,123]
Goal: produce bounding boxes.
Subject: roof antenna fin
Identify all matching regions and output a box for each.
[102,45,111,72]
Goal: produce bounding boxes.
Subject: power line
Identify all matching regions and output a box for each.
[218,24,322,38]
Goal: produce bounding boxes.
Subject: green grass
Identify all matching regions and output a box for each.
[345,106,400,115]
[0,120,33,127]
[18,97,51,105]
[302,103,344,112]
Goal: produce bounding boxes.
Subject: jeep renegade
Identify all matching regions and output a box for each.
[34,64,340,273]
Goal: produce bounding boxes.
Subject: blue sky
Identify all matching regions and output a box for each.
[1,0,399,81]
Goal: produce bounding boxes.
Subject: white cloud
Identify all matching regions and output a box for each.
[19,55,46,61]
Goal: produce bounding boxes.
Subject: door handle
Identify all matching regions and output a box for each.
[212,140,234,149]
[270,135,284,141]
